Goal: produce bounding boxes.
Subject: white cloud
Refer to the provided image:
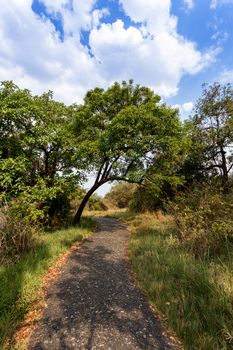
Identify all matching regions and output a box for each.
[172,101,194,114]
[183,101,194,112]
[219,69,233,83]
[210,0,233,9]
[0,0,105,103]
[0,0,218,103]
[90,1,217,97]
[183,0,194,10]
[119,0,177,33]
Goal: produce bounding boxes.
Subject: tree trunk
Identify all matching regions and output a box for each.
[219,144,228,185]
[73,180,108,225]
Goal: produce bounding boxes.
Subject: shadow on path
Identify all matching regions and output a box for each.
[28,217,180,350]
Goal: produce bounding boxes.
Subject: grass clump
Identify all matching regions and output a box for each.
[0,218,95,349]
[115,211,233,350]
[0,206,38,266]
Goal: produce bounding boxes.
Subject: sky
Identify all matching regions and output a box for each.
[0,0,233,195]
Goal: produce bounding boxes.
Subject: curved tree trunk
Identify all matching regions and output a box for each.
[73,180,108,225]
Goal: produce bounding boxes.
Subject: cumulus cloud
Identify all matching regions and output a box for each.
[0,0,106,102]
[0,0,218,103]
[91,1,217,96]
[172,101,194,118]
[119,0,177,33]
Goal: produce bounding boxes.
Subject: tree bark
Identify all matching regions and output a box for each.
[219,144,228,186]
[73,179,108,225]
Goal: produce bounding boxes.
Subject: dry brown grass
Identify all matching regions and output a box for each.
[110,210,233,350]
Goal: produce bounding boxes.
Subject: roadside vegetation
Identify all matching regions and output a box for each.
[109,211,233,350]
[104,82,233,349]
[0,218,95,349]
[0,79,233,349]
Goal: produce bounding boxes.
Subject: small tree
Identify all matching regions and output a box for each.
[72,80,185,223]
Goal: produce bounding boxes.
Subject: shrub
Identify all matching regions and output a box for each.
[166,184,233,256]
[87,194,108,211]
[105,182,136,208]
[129,181,176,212]
[10,178,74,227]
[0,205,38,265]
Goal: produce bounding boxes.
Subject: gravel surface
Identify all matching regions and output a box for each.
[28,217,181,350]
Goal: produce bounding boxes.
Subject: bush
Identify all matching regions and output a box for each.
[87,194,108,211]
[166,184,233,256]
[9,178,74,227]
[0,205,37,265]
[129,181,176,212]
[105,182,136,208]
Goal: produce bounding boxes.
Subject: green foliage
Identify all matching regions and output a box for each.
[129,176,184,212]
[72,80,187,222]
[0,81,77,187]
[87,194,108,211]
[129,183,161,212]
[8,178,75,226]
[73,80,185,184]
[105,182,136,208]
[0,157,29,200]
[0,81,80,225]
[184,82,233,185]
[166,184,233,256]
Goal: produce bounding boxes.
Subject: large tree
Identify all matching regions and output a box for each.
[72,80,185,223]
[0,81,79,220]
[0,81,79,191]
[186,82,233,186]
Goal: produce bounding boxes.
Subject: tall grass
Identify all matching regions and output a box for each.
[114,211,233,350]
[0,218,95,349]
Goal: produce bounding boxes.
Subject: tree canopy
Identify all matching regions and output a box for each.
[72,80,186,223]
[184,82,233,187]
[0,81,79,223]
[2,80,232,224]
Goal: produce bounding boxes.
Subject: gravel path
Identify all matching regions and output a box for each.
[28,217,181,350]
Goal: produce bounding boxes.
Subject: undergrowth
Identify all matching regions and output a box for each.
[112,211,233,350]
[0,218,95,349]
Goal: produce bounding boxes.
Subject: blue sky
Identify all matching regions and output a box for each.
[0,0,232,194]
[1,0,232,111]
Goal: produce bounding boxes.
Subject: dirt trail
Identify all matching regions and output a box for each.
[28,217,181,350]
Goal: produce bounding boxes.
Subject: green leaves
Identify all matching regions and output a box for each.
[0,81,80,223]
[0,157,30,200]
[186,82,233,185]
[0,79,189,223]
[72,80,185,187]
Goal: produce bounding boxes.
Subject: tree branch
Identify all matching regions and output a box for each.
[101,161,110,181]
[122,160,135,177]
[95,162,105,184]
[105,155,121,179]
[109,176,143,185]
[227,163,233,174]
